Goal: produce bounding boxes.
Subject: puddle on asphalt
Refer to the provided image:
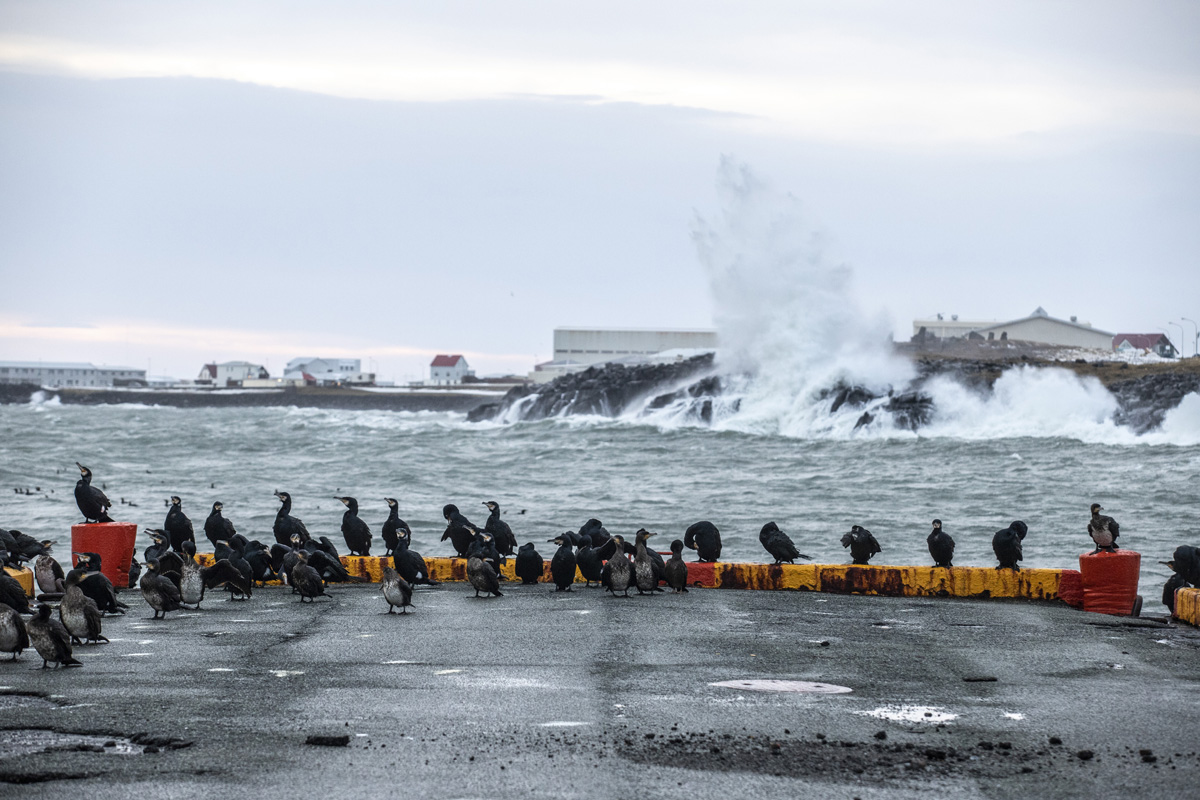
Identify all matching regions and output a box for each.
[207,668,235,672]
[123,653,153,657]
[269,670,304,678]
[710,680,853,694]
[383,660,416,665]
[856,705,958,723]
[540,721,591,727]
[0,730,143,758]
[0,695,56,711]
[434,669,462,675]
[1003,712,1026,720]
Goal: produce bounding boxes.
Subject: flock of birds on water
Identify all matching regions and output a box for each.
[0,463,1197,669]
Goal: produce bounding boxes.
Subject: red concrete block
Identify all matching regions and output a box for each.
[1058,569,1084,608]
[71,522,138,589]
[1079,549,1140,616]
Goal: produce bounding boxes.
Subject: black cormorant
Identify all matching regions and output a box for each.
[483,501,518,556]
[579,519,612,549]
[927,519,955,568]
[664,539,689,593]
[759,522,810,564]
[66,554,128,614]
[335,496,372,556]
[291,552,328,602]
[381,498,411,557]
[392,534,439,586]
[575,535,604,587]
[145,530,184,583]
[466,530,503,578]
[441,504,478,557]
[27,604,82,668]
[74,463,113,523]
[381,566,414,613]
[602,535,633,597]
[140,559,183,619]
[515,542,544,585]
[213,540,254,600]
[549,535,577,592]
[684,521,722,563]
[204,501,237,550]
[0,606,28,660]
[164,496,195,552]
[1087,504,1121,553]
[992,521,1028,570]
[1163,572,1187,614]
[841,525,881,565]
[1165,545,1200,585]
[273,491,311,546]
[0,570,31,614]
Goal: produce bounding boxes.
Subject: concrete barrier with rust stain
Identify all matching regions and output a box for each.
[1173,587,1200,627]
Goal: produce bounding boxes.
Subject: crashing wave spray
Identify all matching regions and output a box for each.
[690,157,913,436]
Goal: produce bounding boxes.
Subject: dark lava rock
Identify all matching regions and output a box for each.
[305,734,351,747]
[1110,373,1200,433]
[1077,750,1095,761]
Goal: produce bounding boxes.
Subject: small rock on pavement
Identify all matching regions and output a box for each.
[306,734,351,747]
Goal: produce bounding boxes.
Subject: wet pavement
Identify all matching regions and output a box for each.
[1,582,1198,798]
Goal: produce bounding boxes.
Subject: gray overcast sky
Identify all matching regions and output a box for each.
[1,1,1198,380]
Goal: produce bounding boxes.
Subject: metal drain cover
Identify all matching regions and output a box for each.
[709,680,853,694]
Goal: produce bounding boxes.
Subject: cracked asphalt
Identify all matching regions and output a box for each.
[1,582,1198,799]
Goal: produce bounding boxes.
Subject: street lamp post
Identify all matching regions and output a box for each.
[1167,322,1184,358]
[1182,317,1198,358]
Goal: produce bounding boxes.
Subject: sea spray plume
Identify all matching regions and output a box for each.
[691,158,913,436]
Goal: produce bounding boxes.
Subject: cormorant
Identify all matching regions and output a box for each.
[27,604,82,668]
[381,566,413,614]
[1165,545,1200,586]
[483,501,518,556]
[315,536,341,559]
[467,552,503,598]
[759,522,810,564]
[60,571,108,645]
[280,534,305,587]
[441,504,477,557]
[0,606,29,660]
[927,519,955,568]
[664,539,689,593]
[273,491,311,546]
[213,540,254,600]
[2,529,44,563]
[579,519,612,549]
[633,529,663,594]
[34,542,66,594]
[392,534,439,586]
[515,542,544,585]
[575,535,604,587]
[74,462,113,523]
[127,556,142,588]
[549,535,577,592]
[204,501,237,550]
[140,559,183,619]
[144,530,184,584]
[466,530,503,578]
[291,552,328,603]
[302,545,363,584]
[684,521,722,563]
[841,525,881,565]
[164,496,195,552]
[992,521,1028,570]
[1163,572,1187,614]
[1087,504,1121,553]
[381,498,412,557]
[0,570,30,614]
[67,554,128,614]
[601,535,633,597]
[336,496,372,556]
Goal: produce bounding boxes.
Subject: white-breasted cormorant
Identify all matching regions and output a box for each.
[381,498,412,557]
[0,606,29,660]
[515,542,544,585]
[273,491,311,546]
[27,604,82,668]
[664,539,689,593]
[602,535,633,597]
[992,521,1028,570]
[549,535,577,592]
[34,542,65,594]
[60,571,108,645]
[74,463,113,523]
[483,501,518,556]
[927,519,954,568]
[381,566,414,613]
[467,552,503,598]
[759,522,810,564]
[291,552,329,602]
[684,521,722,563]
[1087,504,1121,553]
[633,529,663,594]
[67,554,128,614]
[335,496,373,556]
[164,496,195,552]
[841,525,881,565]
[140,559,183,619]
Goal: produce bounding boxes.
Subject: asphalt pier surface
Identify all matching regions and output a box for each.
[2,583,1198,799]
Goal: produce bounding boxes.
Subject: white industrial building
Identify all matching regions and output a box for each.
[197,361,270,386]
[529,328,719,383]
[913,307,1114,350]
[429,355,473,385]
[284,357,374,386]
[911,315,1000,340]
[0,361,147,387]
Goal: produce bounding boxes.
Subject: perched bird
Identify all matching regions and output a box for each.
[74,462,113,523]
[467,552,503,598]
[684,521,722,563]
[549,535,577,592]
[273,491,311,546]
[381,566,413,614]
[0,606,29,660]
[303,545,363,584]
[280,534,305,587]
[314,536,341,560]
[467,529,503,579]
[381,498,412,557]
[27,604,82,668]
[1087,504,1121,553]
[633,529,663,595]
[291,552,329,603]
[392,534,439,586]
[164,496,195,552]
[841,525,881,565]
[336,496,372,556]
[59,571,108,645]
[1165,545,1200,586]
[140,559,183,619]
[204,501,237,550]
[0,570,31,614]
[664,539,689,593]
[514,542,544,585]
[483,501,517,556]
[144,530,184,583]
[3,529,45,564]
[927,519,955,568]
[759,522,810,565]
[601,535,633,597]
[1163,572,1188,615]
[34,542,66,595]
[441,504,478,557]
[579,519,612,549]
[210,541,255,601]
[575,535,604,587]
[127,556,142,588]
[992,521,1028,571]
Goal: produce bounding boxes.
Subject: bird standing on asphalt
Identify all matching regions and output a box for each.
[549,535,577,592]
[60,570,108,645]
[140,559,183,619]
[664,539,689,593]
[515,542,544,585]
[633,529,663,594]
[602,535,633,597]
[27,603,82,668]
[467,551,503,598]
[292,551,329,603]
[0,606,29,660]
[381,566,414,614]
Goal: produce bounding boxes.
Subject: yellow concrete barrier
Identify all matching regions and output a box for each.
[4,566,35,598]
[1174,587,1200,627]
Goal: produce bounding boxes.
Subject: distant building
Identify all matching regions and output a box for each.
[429,354,473,385]
[0,361,146,388]
[973,307,1114,350]
[529,327,718,384]
[911,315,999,340]
[283,357,374,386]
[197,361,269,387]
[1113,333,1178,359]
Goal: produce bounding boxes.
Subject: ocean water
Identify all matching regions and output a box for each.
[2,395,1197,607]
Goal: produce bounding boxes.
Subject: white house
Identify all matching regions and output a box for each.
[0,361,146,388]
[429,355,473,385]
[1113,334,1178,358]
[283,357,374,386]
[197,361,269,386]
